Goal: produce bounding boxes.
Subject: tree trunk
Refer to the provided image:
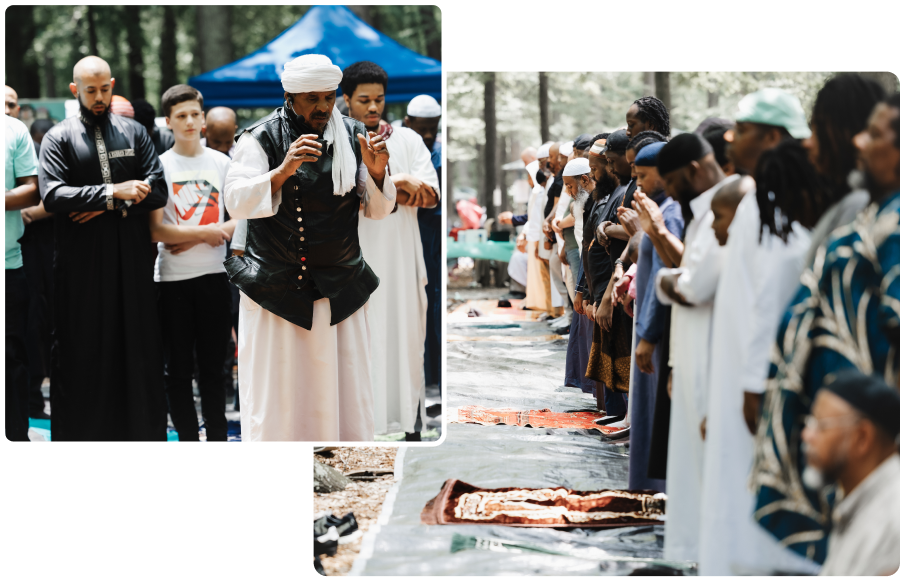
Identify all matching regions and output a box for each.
[124,6,146,101]
[348,5,372,24]
[499,134,509,214]
[195,5,234,74]
[446,125,453,211]
[539,72,550,143]
[86,6,99,56]
[160,6,178,107]
[5,6,41,97]
[43,54,56,98]
[643,71,655,97]
[654,72,671,112]
[859,72,898,94]
[419,6,441,61]
[313,460,350,493]
[707,90,719,109]
[483,72,497,220]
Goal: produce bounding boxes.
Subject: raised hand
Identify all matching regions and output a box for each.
[282,134,322,175]
[358,131,389,180]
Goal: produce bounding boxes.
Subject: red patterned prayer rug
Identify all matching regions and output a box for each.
[448,405,627,435]
[421,479,666,528]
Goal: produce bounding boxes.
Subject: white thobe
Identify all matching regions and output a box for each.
[223,132,396,442]
[699,191,819,575]
[820,454,900,576]
[358,126,437,435]
[656,176,736,563]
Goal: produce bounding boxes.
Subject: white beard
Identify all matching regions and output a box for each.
[801,466,826,491]
[572,187,590,213]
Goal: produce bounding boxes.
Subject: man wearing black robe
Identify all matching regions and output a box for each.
[38,56,168,441]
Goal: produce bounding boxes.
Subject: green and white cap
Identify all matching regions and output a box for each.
[735,88,811,139]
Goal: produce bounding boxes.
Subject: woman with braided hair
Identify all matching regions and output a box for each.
[626,96,671,139]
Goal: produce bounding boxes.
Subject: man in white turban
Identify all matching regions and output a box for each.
[223,54,397,441]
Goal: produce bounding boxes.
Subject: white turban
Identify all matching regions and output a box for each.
[563,157,590,177]
[406,95,441,118]
[536,142,552,159]
[558,140,574,157]
[525,160,540,184]
[281,54,357,196]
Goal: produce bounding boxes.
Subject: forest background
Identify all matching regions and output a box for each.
[5,5,441,124]
[448,71,898,219]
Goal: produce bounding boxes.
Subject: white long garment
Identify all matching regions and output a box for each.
[524,184,546,242]
[658,176,735,563]
[223,132,396,441]
[699,191,819,575]
[358,126,437,435]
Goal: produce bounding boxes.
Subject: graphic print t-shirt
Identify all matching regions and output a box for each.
[155,148,231,282]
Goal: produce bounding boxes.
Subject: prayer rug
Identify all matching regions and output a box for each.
[447,299,543,322]
[448,405,631,435]
[446,334,566,342]
[422,479,666,528]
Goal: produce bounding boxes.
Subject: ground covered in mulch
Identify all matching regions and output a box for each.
[314,447,398,576]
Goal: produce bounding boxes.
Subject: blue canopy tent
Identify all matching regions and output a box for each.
[188,5,441,109]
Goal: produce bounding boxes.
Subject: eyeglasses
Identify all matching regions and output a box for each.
[803,414,861,433]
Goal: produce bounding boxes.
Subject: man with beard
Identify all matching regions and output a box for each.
[700,88,820,575]
[224,54,395,442]
[37,56,169,441]
[801,371,900,576]
[653,134,735,563]
[587,129,634,417]
[341,60,438,440]
[563,154,600,396]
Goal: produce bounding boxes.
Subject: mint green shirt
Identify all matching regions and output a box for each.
[5,116,39,270]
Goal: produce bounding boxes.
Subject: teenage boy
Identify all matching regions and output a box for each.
[149,84,234,441]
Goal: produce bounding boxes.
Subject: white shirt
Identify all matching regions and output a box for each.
[154,147,232,282]
[524,184,547,243]
[223,132,396,221]
[820,453,900,576]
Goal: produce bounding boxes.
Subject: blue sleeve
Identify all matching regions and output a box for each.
[636,206,683,344]
[511,214,528,227]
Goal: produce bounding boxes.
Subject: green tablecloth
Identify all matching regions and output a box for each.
[446,239,515,262]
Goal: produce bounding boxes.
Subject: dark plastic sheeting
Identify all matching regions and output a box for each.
[351,319,690,576]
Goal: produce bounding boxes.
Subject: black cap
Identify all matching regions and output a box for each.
[824,370,900,439]
[572,133,593,151]
[605,129,629,153]
[657,133,714,176]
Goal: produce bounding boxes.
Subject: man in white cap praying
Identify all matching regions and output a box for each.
[223,54,396,442]
[340,61,439,440]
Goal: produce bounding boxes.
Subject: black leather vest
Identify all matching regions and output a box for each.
[224,107,379,330]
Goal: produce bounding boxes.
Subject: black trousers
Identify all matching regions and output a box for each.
[159,273,232,441]
[6,268,30,441]
[21,218,55,416]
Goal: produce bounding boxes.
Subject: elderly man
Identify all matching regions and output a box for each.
[341,60,439,439]
[801,371,900,576]
[223,54,395,442]
[38,56,169,441]
[202,106,238,156]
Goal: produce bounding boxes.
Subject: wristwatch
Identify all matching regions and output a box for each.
[615,258,625,268]
[105,184,115,210]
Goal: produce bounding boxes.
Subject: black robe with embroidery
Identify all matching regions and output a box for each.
[38,112,168,441]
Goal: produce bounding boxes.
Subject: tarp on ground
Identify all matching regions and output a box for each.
[189,5,441,108]
[350,316,685,575]
[447,240,515,262]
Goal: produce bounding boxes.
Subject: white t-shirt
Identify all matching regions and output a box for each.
[154,147,232,282]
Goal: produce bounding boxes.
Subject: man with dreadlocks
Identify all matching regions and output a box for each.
[750,73,887,565]
[699,88,821,575]
[626,96,671,140]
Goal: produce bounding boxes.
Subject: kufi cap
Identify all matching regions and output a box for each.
[281,54,343,94]
[605,129,629,153]
[407,95,441,118]
[559,140,574,157]
[563,157,590,177]
[525,160,540,183]
[634,141,666,167]
[823,370,900,439]
[572,133,593,150]
[657,133,714,176]
[536,142,552,159]
[735,88,811,139]
[110,95,133,118]
[590,139,607,156]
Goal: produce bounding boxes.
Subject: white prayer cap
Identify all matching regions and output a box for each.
[563,157,590,177]
[407,95,441,118]
[525,160,540,183]
[559,140,574,157]
[281,54,342,94]
[536,142,552,159]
